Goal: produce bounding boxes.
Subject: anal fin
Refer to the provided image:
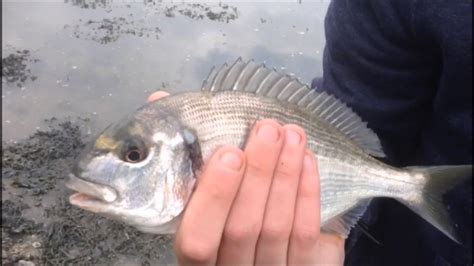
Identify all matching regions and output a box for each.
[321,200,371,238]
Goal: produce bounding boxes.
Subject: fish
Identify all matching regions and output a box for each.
[66,58,471,242]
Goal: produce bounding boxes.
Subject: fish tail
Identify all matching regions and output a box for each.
[402,165,472,243]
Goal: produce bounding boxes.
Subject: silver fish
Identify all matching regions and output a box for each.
[66,58,471,242]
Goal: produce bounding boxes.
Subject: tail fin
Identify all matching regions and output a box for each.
[402,165,472,243]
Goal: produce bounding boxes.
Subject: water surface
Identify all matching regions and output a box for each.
[2,0,329,141]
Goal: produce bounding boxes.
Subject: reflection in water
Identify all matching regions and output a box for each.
[2,1,329,142]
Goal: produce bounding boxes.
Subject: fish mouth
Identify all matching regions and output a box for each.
[66,174,118,212]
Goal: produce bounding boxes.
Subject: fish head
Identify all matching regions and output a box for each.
[66,109,198,234]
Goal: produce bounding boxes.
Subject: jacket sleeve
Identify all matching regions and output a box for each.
[320,0,440,166]
[320,1,472,266]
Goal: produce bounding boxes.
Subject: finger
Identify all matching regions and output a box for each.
[147,90,170,102]
[315,233,346,265]
[174,146,245,265]
[217,119,285,265]
[288,150,321,264]
[255,125,307,265]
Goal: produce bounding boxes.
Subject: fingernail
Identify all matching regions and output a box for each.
[257,123,280,142]
[220,151,243,171]
[285,129,301,145]
[147,91,169,102]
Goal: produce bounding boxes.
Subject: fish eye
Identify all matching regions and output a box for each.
[124,148,144,163]
[120,138,148,163]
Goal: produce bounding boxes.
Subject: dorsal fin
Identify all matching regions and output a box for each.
[201,58,385,157]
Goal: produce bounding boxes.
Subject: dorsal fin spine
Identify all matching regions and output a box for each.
[288,85,307,102]
[277,82,293,99]
[202,66,216,90]
[329,112,344,125]
[326,104,344,118]
[245,65,264,92]
[296,86,314,105]
[306,94,322,110]
[234,60,255,91]
[256,70,274,94]
[334,115,351,128]
[332,112,348,126]
[312,96,332,113]
[222,59,241,91]
[341,120,360,134]
[267,75,288,96]
[319,101,339,117]
[211,63,228,91]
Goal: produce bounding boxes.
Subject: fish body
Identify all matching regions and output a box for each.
[156,91,409,221]
[67,59,471,242]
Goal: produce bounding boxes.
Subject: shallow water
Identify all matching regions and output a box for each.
[2,1,329,264]
[2,0,329,141]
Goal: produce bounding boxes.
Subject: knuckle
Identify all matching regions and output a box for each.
[261,222,292,242]
[206,182,228,201]
[292,227,320,247]
[246,159,272,177]
[298,184,318,199]
[177,237,215,263]
[273,162,299,179]
[224,222,260,243]
[202,172,238,202]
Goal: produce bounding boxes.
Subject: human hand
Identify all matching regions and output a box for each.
[148,91,345,265]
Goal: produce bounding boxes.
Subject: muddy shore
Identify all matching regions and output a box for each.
[2,118,176,265]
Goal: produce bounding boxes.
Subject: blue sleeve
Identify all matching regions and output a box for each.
[320,0,440,166]
[317,1,472,265]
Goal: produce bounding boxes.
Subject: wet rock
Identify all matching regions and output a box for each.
[64,0,240,24]
[2,49,39,88]
[66,17,162,44]
[63,1,238,45]
[163,3,238,23]
[64,0,112,10]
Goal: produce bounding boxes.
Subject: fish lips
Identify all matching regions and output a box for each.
[66,174,118,212]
